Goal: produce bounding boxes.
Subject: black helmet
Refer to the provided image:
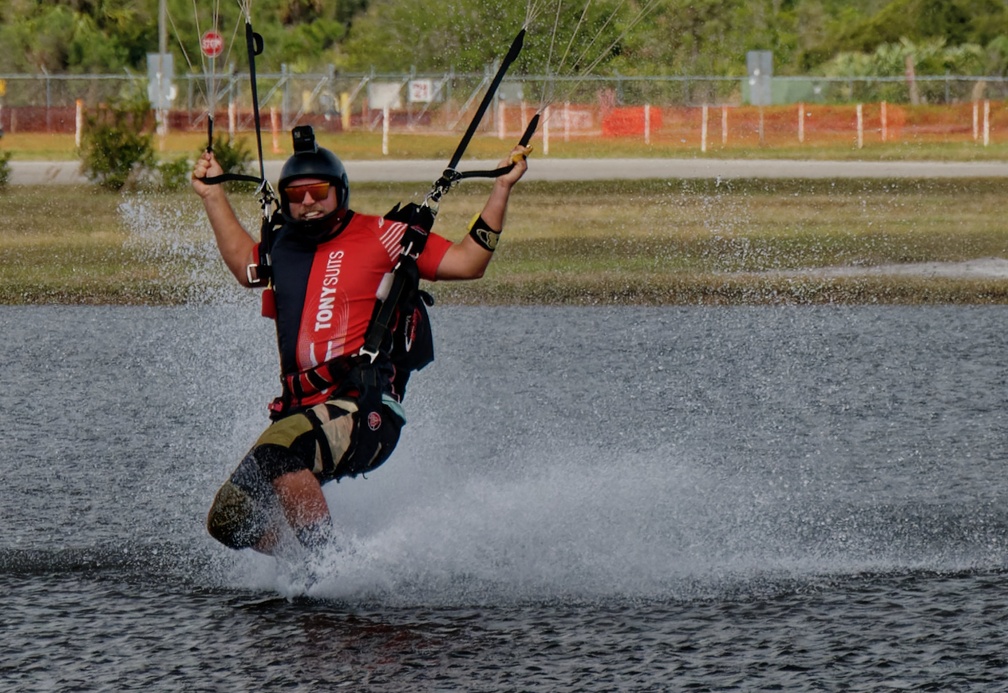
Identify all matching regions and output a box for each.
[278,125,350,239]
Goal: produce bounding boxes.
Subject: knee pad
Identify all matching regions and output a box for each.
[207,449,295,550]
[206,480,271,550]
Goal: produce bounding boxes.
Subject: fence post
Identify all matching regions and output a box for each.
[856,103,864,149]
[228,69,236,138]
[340,92,350,131]
[701,104,708,152]
[881,101,888,142]
[281,64,290,131]
[43,67,52,132]
[722,105,728,145]
[643,103,650,145]
[75,100,83,148]
[798,102,804,144]
[984,99,990,146]
[271,106,281,153]
[973,100,979,141]
[543,104,550,156]
[382,104,390,155]
[497,100,506,139]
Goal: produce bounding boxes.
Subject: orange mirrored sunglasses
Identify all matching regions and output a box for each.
[284,182,331,204]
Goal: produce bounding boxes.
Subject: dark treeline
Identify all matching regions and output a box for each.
[0,0,1006,78]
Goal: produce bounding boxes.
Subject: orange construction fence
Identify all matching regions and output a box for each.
[493,101,1007,148]
[3,100,1006,149]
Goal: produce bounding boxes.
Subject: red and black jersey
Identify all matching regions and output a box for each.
[266,211,451,409]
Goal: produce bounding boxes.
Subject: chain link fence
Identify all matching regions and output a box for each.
[2,70,1007,144]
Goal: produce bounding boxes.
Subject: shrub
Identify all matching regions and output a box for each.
[157,155,193,192]
[0,151,10,190]
[78,97,157,191]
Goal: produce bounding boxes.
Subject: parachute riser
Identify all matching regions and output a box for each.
[244,21,267,183]
[425,28,539,206]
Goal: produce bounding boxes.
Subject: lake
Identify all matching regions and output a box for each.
[2,303,1006,690]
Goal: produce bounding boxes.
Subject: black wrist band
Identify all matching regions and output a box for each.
[468,214,501,252]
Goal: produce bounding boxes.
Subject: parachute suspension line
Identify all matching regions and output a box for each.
[210,11,248,150]
[194,0,224,151]
[554,0,595,76]
[166,0,230,152]
[222,16,243,67]
[525,0,664,116]
[543,1,565,85]
[523,0,555,28]
[571,0,662,81]
[165,4,200,101]
[536,0,597,109]
[529,0,621,110]
[520,0,597,111]
[560,0,625,83]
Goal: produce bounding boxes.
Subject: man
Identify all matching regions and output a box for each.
[192,126,530,554]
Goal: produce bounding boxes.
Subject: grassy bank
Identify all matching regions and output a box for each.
[2,178,1006,305]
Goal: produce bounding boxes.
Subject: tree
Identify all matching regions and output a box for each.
[0,0,1007,77]
[823,0,1008,55]
[339,0,525,72]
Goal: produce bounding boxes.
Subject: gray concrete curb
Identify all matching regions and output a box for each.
[9,158,1008,185]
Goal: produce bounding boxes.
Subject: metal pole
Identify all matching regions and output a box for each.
[158,0,167,137]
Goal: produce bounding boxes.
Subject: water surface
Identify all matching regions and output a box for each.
[2,304,1006,690]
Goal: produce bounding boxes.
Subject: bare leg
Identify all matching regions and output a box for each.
[271,469,332,548]
[209,469,332,555]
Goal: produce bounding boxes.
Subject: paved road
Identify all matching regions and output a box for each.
[9,158,1008,185]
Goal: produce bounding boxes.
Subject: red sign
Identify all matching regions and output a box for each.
[201,31,224,58]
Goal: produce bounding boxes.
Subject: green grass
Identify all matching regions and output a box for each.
[2,178,1006,305]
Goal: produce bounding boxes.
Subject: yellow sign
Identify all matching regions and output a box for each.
[0,80,6,97]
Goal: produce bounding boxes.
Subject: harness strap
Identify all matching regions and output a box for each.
[431,83,539,201]
[359,215,431,362]
[249,206,282,286]
[302,407,337,477]
[265,207,429,417]
[269,355,358,416]
[340,361,387,475]
[446,30,525,174]
[200,172,264,186]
